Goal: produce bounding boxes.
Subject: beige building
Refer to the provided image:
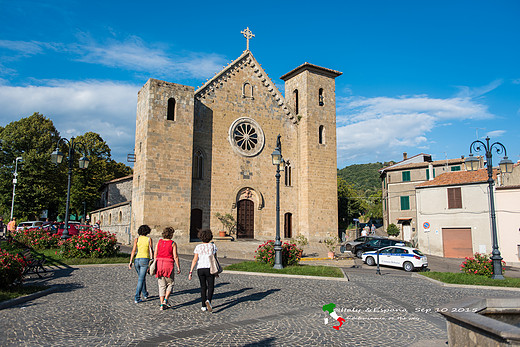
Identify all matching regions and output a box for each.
[379,153,469,244]
[415,169,496,258]
[89,175,132,243]
[131,35,340,244]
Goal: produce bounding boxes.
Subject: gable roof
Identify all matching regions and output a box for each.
[195,50,297,124]
[280,62,342,81]
[382,158,466,173]
[416,168,497,188]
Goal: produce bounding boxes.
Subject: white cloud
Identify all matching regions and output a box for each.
[0,80,139,163]
[486,130,506,138]
[512,78,520,85]
[336,94,495,166]
[69,35,227,79]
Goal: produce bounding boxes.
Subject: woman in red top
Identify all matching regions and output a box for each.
[153,227,181,310]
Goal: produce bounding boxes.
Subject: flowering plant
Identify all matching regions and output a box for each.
[254,240,302,266]
[0,249,26,287]
[460,253,506,277]
[11,228,61,250]
[59,230,119,258]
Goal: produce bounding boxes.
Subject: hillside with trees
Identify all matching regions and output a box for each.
[337,162,394,229]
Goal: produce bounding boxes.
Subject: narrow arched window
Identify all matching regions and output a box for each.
[319,88,324,106]
[285,161,292,186]
[118,211,122,223]
[319,125,325,144]
[293,89,299,115]
[242,82,253,99]
[193,150,204,179]
[109,213,112,225]
[167,98,176,121]
[284,213,292,238]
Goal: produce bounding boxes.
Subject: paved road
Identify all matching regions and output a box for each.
[1,257,518,346]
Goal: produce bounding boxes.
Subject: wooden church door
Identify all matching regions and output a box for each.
[237,199,254,239]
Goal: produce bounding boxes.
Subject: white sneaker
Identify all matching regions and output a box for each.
[205,300,212,312]
[201,307,207,312]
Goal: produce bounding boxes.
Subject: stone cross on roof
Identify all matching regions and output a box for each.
[241,27,254,51]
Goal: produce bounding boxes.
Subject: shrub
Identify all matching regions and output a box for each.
[254,240,302,266]
[323,235,339,252]
[59,230,119,258]
[290,234,309,249]
[0,249,26,287]
[460,253,506,277]
[11,228,61,250]
[386,223,400,237]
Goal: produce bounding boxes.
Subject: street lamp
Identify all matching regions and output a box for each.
[51,137,89,239]
[465,137,512,279]
[271,135,285,269]
[10,157,23,220]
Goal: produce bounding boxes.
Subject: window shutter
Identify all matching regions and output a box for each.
[447,187,462,209]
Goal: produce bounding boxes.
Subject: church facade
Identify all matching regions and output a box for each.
[131,34,341,243]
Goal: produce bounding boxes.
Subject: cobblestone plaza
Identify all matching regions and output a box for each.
[1,256,518,346]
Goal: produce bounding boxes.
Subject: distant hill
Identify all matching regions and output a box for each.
[338,162,393,195]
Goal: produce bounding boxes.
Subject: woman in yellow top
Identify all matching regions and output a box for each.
[129,225,154,303]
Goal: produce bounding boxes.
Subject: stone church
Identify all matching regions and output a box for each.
[130,29,341,243]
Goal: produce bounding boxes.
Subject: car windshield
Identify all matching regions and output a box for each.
[413,250,424,256]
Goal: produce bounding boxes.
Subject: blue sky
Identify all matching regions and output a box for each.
[1,0,519,168]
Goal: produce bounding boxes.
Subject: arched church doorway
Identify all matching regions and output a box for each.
[190,208,202,240]
[237,199,254,239]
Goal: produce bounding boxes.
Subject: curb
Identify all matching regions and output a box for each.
[222,270,348,281]
[300,257,333,261]
[0,286,57,310]
[412,273,520,292]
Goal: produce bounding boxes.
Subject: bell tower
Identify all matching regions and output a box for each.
[281,63,342,241]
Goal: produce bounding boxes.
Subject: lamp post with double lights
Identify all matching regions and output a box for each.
[51,137,90,239]
[271,135,285,269]
[465,137,513,279]
[10,157,23,220]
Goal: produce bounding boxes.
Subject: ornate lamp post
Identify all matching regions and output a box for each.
[51,137,89,239]
[10,157,23,220]
[271,135,285,269]
[465,137,513,279]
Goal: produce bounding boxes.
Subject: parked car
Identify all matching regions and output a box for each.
[16,221,44,230]
[340,236,386,253]
[50,222,80,237]
[353,238,413,258]
[362,246,428,272]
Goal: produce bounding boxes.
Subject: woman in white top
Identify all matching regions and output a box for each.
[188,229,217,312]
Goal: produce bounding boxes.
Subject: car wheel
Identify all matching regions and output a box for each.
[403,261,414,272]
[356,249,363,258]
[366,256,375,266]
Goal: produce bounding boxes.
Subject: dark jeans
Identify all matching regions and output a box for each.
[197,268,215,306]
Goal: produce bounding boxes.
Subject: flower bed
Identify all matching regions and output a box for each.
[254,240,302,266]
[460,253,506,277]
[0,249,26,287]
[58,229,119,258]
[11,228,61,250]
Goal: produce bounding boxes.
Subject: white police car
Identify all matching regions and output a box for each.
[361,246,428,272]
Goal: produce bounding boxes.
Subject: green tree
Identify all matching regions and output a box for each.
[338,177,365,229]
[387,223,400,237]
[67,132,132,220]
[0,113,64,220]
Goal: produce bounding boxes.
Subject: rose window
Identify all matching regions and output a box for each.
[228,117,265,157]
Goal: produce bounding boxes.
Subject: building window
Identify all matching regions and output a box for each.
[400,196,410,210]
[242,82,253,99]
[451,166,461,172]
[293,89,299,115]
[108,213,112,225]
[284,161,292,186]
[118,211,122,223]
[167,98,176,121]
[318,88,324,106]
[426,169,430,180]
[319,125,324,144]
[447,187,462,209]
[402,171,411,182]
[433,168,436,178]
[284,213,292,238]
[193,150,204,179]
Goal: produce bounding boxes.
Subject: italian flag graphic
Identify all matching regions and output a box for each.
[322,303,346,330]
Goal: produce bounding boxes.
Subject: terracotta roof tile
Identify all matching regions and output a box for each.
[382,158,465,172]
[416,168,497,188]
